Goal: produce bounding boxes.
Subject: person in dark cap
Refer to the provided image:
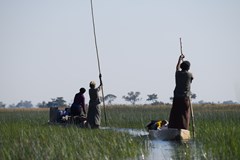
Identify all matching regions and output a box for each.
[71,88,86,116]
[168,54,194,130]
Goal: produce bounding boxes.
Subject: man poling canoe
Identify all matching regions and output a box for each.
[168,38,194,133]
[87,75,103,129]
[89,0,107,126]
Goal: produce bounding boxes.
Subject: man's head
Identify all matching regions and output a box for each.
[89,81,96,89]
[180,61,190,71]
[80,88,86,94]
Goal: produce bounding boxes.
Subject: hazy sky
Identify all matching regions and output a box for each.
[1,0,240,106]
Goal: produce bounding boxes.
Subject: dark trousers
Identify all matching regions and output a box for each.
[71,104,81,116]
[168,97,191,130]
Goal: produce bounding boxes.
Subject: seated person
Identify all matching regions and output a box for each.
[70,88,86,116]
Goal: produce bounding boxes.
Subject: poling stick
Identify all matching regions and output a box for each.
[90,0,107,126]
[189,99,196,138]
[179,37,196,138]
[180,37,183,55]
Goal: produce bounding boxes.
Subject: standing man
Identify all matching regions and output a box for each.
[168,54,194,130]
[87,74,102,129]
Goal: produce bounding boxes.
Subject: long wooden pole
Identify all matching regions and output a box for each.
[180,38,183,56]
[189,99,195,138]
[90,0,107,126]
[179,38,195,138]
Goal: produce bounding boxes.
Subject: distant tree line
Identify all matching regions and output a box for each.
[0,100,33,108]
[37,97,67,108]
[0,92,239,108]
[0,97,67,108]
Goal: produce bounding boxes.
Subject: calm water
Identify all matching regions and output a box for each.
[102,127,203,160]
[145,139,200,160]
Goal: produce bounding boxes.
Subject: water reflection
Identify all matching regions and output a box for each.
[101,127,200,160]
[146,139,197,160]
[100,127,149,137]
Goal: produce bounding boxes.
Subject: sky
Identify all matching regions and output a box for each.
[1,0,240,106]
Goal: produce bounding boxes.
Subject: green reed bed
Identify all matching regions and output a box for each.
[1,105,240,159]
[194,105,240,159]
[105,105,171,129]
[106,104,240,159]
[0,109,146,160]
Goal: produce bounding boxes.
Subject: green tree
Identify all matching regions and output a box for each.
[104,94,117,105]
[146,93,158,105]
[37,101,47,108]
[122,91,141,105]
[191,93,197,99]
[55,97,66,106]
[47,97,66,107]
[16,100,33,108]
[8,104,16,108]
[0,102,6,108]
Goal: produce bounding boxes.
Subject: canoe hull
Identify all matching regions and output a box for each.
[149,128,190,140]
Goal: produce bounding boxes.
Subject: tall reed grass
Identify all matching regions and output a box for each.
[0,109,146,160]
[194,104,240,159]
[0,104,240,159]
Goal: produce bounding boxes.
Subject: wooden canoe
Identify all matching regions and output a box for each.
[148,128,190,141]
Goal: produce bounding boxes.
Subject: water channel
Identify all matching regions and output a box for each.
[102,127,204,160]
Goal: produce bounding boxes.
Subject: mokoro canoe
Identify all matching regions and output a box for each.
[148,128,190,141]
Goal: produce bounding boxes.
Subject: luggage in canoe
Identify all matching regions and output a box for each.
[146,119,190,140]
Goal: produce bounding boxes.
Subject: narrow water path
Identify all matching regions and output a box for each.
[101,127,201,160]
